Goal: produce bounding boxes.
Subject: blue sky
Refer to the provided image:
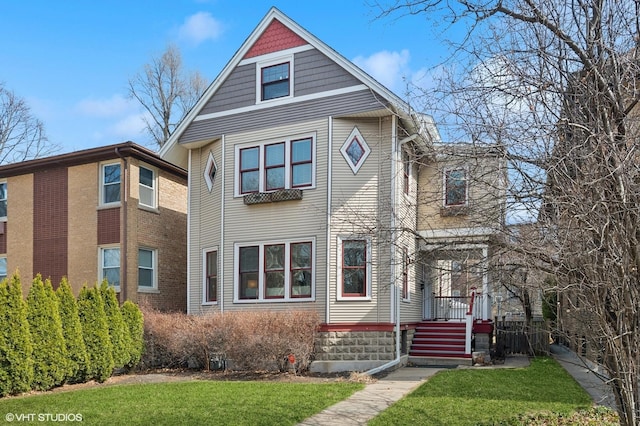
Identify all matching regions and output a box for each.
[1,1,456,154]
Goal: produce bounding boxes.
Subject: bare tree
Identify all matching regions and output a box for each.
[0,83,57,164]
[128,44,208,149]
[374,1,640,424]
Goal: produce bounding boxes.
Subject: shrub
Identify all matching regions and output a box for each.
[56,277,89,383]
[100,281,131,369]
[26,275,68,390]
[121,301,144,368]
[0,273,34,396]
[77,285,114,382]
[141,309,320,372]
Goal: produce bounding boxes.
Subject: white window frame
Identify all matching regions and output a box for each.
[340,127,371,174]
[443,166,469,207]
[233,238,315,303]
[204,152,218,193]
[234,133,316,197]
[256,54,294,104]
[137,247,158,292]
[99,246,121,291]
[100,162,121,207]
[138,164,157,209]
[337,235,372,301]
[0,181,7,221]
[202,247,219,304]
[0,256,6,281]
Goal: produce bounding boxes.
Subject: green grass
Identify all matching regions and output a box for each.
[370,357,594,426]
[0,381,363,425]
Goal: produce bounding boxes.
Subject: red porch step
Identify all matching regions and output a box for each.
[410,321,470,358]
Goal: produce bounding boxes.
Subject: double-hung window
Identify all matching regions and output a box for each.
[138,248,156,290]
[236,240,313,302]
[444,168,467,206]
[101,163,121,205]
[261,62,290,101]
[139,166,156,208]
[100,247,120,288]
[338,237,371,299]
[236,135,314,196]
[402,150,410,195]
[0,182,6,220]
[205,250,218,302]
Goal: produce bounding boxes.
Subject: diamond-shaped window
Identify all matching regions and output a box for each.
[340,127,370,174]
[204,151,217,192]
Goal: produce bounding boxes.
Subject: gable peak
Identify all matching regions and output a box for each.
[244,18,308,59]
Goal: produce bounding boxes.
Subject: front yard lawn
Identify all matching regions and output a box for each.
[370,357,606,425]
[0,380,363,425]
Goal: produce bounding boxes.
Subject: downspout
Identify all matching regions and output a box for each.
[115,147,128,303]
[220,136,225,313]
[365,115,401,376]
[186,149,192,314]
[325,117,333,325]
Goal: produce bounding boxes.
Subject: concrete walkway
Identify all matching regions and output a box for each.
[298,356,530,426]
[550,344,616,409]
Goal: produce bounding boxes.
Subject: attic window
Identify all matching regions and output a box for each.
[204,151,217,192]
[340,127,371,174]
[262,62,290,101]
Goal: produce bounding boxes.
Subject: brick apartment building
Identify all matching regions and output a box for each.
[0,142,187,311]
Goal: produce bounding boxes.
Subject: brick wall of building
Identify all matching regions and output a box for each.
[67,163,99,294]
[6,174,34,288]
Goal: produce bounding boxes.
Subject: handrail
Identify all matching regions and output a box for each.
[467,287,476,316]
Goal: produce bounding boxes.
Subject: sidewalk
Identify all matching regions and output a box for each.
[549,344,616,409]
[298,356,529,426]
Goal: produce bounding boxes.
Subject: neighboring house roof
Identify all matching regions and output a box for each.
[160,6,439,168]
[0,142,187,178]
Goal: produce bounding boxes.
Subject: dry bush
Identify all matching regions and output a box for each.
[141,308,320,372]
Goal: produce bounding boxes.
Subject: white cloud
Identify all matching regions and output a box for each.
[75,94,136,118]
[353,49,411,93]
[178,12,223,45]
[109,112,148,141]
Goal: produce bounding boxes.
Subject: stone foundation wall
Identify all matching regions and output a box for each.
[314,330,396,362]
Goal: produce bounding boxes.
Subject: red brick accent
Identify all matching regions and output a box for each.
[0,223,6,253]
[244,19,308,59]
[33,168,68,287]
[97,208,120,245]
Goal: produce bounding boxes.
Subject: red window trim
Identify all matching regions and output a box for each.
[240,147,259,194]
[290,241,312,298]
[341,240,367,297]
[264,142,285,191]
[206,250,217,302]
[290,138,313,189]
[264,244,285,299]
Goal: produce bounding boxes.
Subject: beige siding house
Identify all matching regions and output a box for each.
[161,7,502,372]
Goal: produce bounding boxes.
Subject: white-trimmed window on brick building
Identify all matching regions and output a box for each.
[0,256,6,281]
[138,248,157,291]
[337,236,372,300]
[204,250,218,303]
[100,162,121,206]
[235,135,315,196]
[234,240,314,302]
[0,182,7,220]
[139,165,157,209]
[99,246,120,290]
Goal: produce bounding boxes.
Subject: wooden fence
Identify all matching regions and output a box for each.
[494,318,550,356]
